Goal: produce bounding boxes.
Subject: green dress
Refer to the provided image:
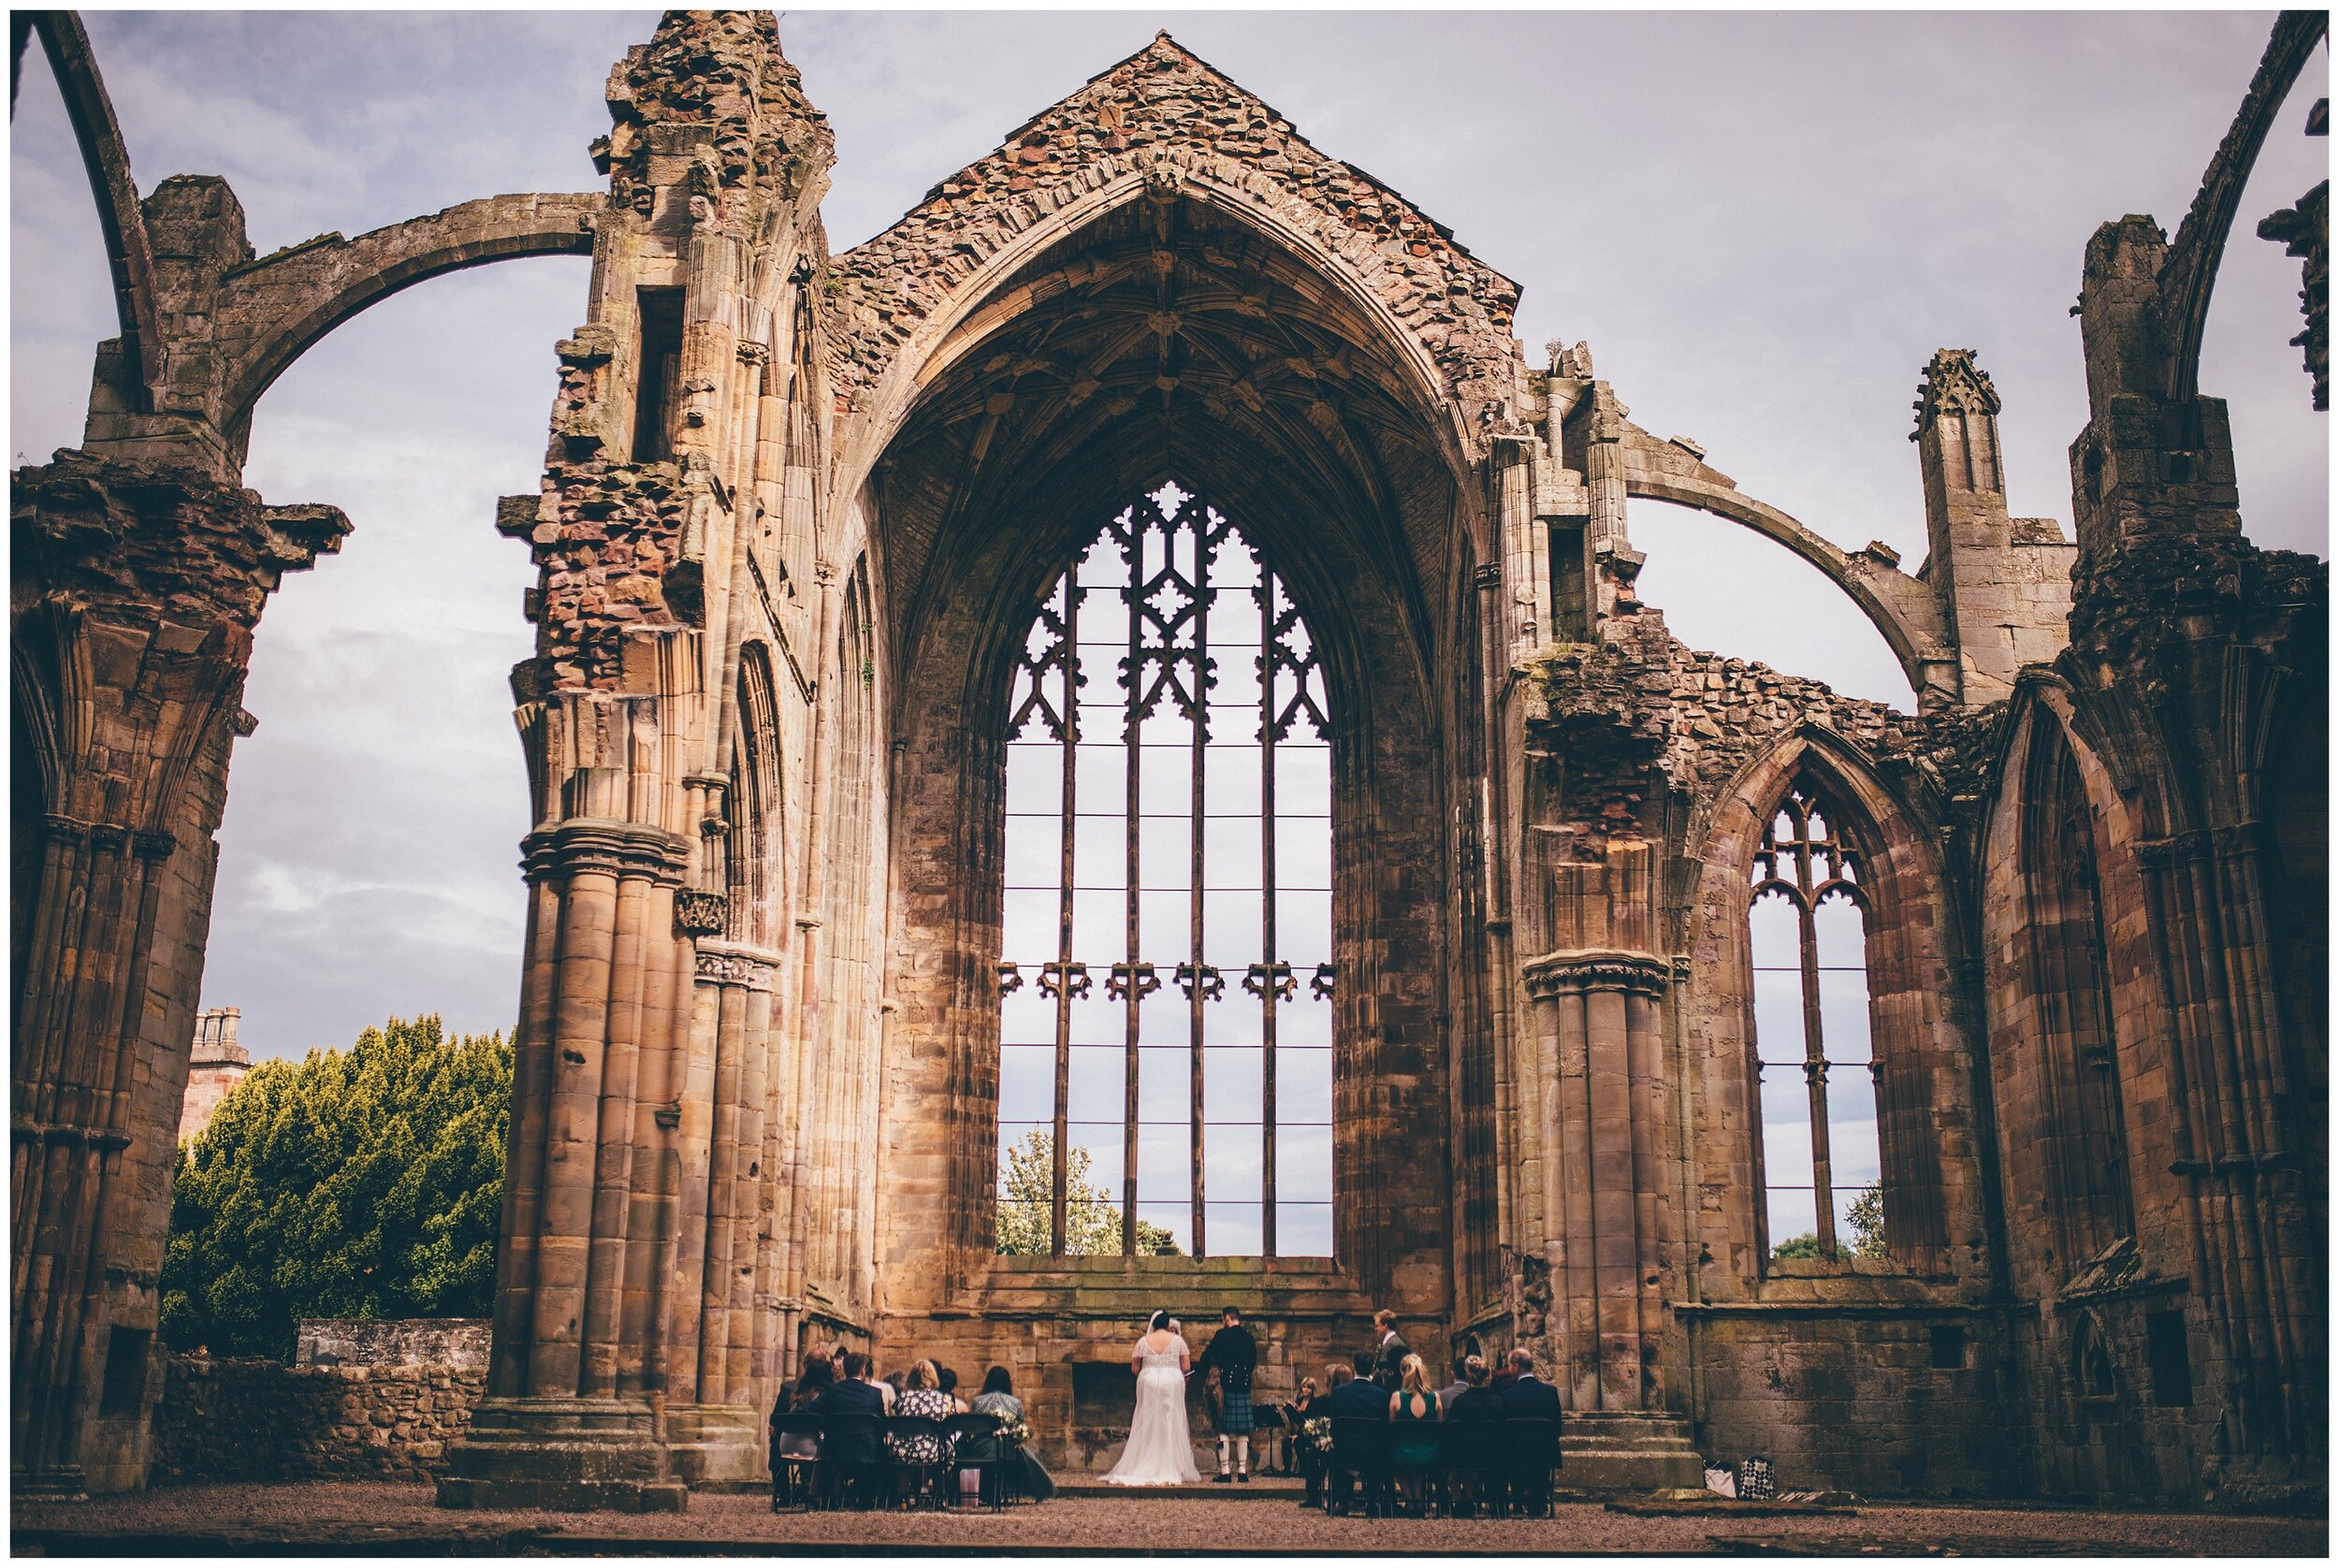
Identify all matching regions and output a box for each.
[1389,1390,1439,1467]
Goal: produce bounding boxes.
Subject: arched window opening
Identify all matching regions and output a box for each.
[726,647,783,946]
[2021,720,2133,1260]
[996,483,1334,1259]
[1749,777,1883,1261]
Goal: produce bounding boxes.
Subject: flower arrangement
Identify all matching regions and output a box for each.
[1300,1416,1331,1450]
[995,1415,1031,1447]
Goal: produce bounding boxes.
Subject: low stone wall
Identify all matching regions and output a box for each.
[153,1319,487,1485]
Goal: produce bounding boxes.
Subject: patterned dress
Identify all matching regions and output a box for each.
[889,1386,955,1463]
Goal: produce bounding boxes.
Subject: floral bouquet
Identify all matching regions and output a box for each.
[995,1415,1032,1448]
[1300,1416,1331,1452]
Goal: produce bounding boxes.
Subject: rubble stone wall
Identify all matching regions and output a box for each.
[152,1328,488,1486]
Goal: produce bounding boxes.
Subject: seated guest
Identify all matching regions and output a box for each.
[937,1365,969,1414]
[969,1364,1056,1502]
[863,1354,897,1413]
[1387,1354,1442,1515]
[1496,1347,1562,1423]
[1443,1355,1506,1421]
[1323,1351,1391,1420]
[777,1352,833,1459]
[889,1359,954,1469]
[814,1350,886,1474]
[1436,1355,1470,1414]
[1276,1375,1321,1480]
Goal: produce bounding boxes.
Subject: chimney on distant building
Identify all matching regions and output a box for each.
[179,1007,252,1145]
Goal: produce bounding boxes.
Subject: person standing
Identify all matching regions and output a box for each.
[1193,1305,1259,1482]
[1371,1310,1410,1389]
[1103,1310,1202,1486]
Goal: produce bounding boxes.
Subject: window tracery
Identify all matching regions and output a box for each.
[1749,777,1884,1259]
[996,483,1334,1258]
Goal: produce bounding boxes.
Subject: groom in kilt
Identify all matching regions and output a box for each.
[1193,1305,1259,1482]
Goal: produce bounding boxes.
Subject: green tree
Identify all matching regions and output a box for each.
[996,1128,1180,1256]
[1769,1188,1888,1263]
[1843,1184,1888,1258]
[160,1014,511,1360]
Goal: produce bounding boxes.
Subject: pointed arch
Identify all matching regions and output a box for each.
[1693,725,1969,1277]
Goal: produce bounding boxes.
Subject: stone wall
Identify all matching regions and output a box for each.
[152,1321,488,1486]
[1691,1303,2022,1498]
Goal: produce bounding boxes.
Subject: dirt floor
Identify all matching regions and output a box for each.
[9,1479,2330,1557]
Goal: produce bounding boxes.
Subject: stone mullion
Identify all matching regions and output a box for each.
[1795,893,1837,1255]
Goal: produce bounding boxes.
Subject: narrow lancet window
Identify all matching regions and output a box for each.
[996,485,1333,1259]
[1750,778,1884,1259]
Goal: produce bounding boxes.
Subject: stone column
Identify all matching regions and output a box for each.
[439,713,694,1514]
[1524,950,1669,1411]
[11,452,347,1497]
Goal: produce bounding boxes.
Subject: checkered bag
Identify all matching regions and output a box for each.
[1736,1455,1776,1501]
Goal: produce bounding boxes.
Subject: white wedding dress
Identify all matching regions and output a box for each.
[1103,1332,1202,1485]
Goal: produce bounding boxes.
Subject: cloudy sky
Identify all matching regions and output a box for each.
[11,9,2327,1063]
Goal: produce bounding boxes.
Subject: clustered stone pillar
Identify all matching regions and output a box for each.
[11,453,347,1497]
[1518,840,1670,1413]
[446,713,697,1512]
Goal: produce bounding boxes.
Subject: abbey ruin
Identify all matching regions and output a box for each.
[10,9,2326,1512]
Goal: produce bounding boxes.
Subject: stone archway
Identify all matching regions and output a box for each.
[821,36,1512,1465]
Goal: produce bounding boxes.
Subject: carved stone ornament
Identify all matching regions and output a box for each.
[675,888,729,936]
[1521,949,1671,998]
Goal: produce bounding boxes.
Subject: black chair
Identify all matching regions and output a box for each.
[769,1414,825,1512]
[883,1415,950,1509]
[1326,1417,1392,1518]
[1504,1417,1561,1517]
[1436,1419,1509,1518]
[941,1413,1009,1511]
[815,1412,884,1510]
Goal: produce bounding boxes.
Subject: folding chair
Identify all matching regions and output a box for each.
[884,1415,950,1509]
[1436,1420,1509,1518]
[815,1413,883,1510]
[769,1414,824,1512]
[1505,1417,1561,1517]
[941,1413,1009,1511]
[1327,1417,1392,1518]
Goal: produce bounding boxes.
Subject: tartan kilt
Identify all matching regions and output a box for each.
[1217,1389,1254,1434]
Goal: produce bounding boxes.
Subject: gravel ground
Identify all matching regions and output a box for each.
[12,1481,2328,1557]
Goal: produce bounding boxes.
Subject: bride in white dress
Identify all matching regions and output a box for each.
[1103,1310,1202,1485]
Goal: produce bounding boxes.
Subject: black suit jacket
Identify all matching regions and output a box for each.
[1497,1374,1562,1424]
[1195,1324,1257,1392]
[810,1377,886,1463]
[1444,1387,1508,1422]
[1373,1332,1410,1389]
[1324,1377,1391,1421]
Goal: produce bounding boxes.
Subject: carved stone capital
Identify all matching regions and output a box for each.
[1521,948,1670,998]
[693,940,782,991]
[519,818,690,887]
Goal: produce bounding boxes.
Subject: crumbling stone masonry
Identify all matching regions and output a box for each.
[10,8,2325,1511]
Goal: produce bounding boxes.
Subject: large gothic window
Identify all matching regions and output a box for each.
[1749,777,1884,1258]
[996,485,1334,1259]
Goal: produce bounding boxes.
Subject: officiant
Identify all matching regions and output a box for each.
[1191,1305,1258,1483]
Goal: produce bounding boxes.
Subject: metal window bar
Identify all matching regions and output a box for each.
[999,485,1333,1257]
[1749,779,1872,1256]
